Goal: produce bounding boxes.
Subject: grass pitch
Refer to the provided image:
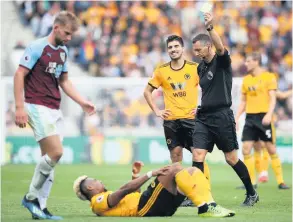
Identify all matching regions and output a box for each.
[1,164,292,222]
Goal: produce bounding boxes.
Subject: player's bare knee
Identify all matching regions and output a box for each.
[192,149,206,161]
[170,147,182,163]
[254,141,263,152]
[225,152,238,166]
[265,142,276,155]
[170,153,182,163]
[49,149,63,162]
[242,142,253,156]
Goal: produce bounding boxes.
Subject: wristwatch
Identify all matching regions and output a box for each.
[206,24,213,31]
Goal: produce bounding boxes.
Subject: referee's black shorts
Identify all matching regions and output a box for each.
[242,113,275,143]
[193,108,239,153]
[163,118,195,152]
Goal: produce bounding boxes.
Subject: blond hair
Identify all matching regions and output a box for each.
[73,175,88,201]
[54,11,80,32]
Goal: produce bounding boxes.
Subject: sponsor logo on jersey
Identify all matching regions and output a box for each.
[60,52,66,63]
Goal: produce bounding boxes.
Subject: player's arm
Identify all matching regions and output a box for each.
[13,66,30,127]
[144,84,160,114]
[267,89,277,117]
[204,12,225,55]
[107,166,170,208]
[59,73,96,115]
[276,89,292,100]
[262,89,276,126]
[235,93,246,131]
[144,85,171,120]
[14,43,41,128]
[262,75,277,125]
[59,73,85,105]
[131,161,144,193]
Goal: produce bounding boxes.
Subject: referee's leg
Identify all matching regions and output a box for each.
[217,113,258,206]
[192,120,213,173]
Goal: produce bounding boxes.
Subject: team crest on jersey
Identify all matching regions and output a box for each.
[184,74,191,80]
[24,55,30,62]
[166,139,172,144]
[60,52,66,63]
[96,195,104,203]
[207,71,213,80]
[151,181,156,188]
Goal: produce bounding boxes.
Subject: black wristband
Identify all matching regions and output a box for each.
[206,25,213,31]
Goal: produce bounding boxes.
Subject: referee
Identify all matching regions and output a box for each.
[191,12,258,206]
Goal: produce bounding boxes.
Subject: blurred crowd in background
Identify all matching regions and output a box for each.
[6,0,292,135]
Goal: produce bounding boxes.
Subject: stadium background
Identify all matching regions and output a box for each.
[1,1,292,222]
[1,1,292,165]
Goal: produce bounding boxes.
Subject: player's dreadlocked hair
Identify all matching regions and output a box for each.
[73,175,88,201]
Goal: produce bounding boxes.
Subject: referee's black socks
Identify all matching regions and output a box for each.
[232,159,256,196]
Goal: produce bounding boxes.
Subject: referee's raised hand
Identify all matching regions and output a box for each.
[203,12,213,28]
[155,109,172,120]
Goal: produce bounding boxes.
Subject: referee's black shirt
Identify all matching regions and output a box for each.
[197,49,232,112]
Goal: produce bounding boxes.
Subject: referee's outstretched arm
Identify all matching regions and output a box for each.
[203,12,225,55]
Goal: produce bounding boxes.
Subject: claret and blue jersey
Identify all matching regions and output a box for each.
[19,37,68,109]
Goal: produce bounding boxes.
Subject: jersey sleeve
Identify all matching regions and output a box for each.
[91,191,112,214]
[266,74,277,91]
[148,68,162,89]
[62,47,69,73]
[241,79,247,94]
[217,49,231,68]
[19,44,42,70]
[195,65,199,85]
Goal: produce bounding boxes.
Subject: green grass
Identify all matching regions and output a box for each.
[1,164,292,222]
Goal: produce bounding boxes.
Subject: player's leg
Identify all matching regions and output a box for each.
[180,119,211,207]
[216,110,258,206]
[181,118,211,185]
[240,114,259,188]
[262,146,270,179]
[242,141,256,186]
[191,120,213,176]
[260,123,289,189]
[254,141,269,183]
[253,141,263,175]
[22,104,63,219]
[156,163,234,217]
[163,120,183,163]
[38,115,64,217]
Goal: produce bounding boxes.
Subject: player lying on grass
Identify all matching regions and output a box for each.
[73,161,235,218]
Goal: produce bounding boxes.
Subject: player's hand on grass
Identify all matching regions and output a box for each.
[155,109,172,120]
[132,161,144,174]
[81,101,96,116]
[15,107,28,128]
[152,166,171,177]
[203,12,213,28]
[262,113,272,126]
